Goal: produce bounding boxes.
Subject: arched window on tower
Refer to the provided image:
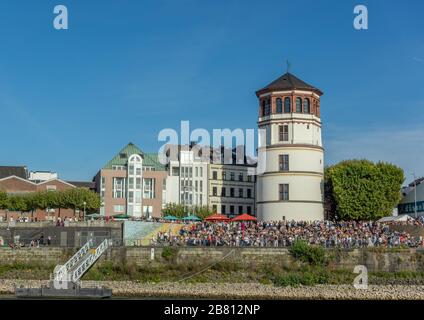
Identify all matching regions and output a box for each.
[276,98,282,113]
[296,97,302,113]
[261,100,266,117]
[265,98,271,115]
[303,98,310,114]
[284,97,291,113]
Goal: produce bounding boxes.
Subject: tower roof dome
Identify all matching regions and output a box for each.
[256,72,323,97]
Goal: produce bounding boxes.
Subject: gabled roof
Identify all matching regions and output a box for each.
[37,178,76,188]
[0,175,36,185]
[103,143,144,169]
[256,72,323,96]
[0,166,28,180]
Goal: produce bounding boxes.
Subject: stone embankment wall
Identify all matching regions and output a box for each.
[1,246,424,272]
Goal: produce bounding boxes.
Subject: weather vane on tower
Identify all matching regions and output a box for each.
[286,60,291,73]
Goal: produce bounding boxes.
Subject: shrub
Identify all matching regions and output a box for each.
[289,240,327,266]
[161,247,178,261]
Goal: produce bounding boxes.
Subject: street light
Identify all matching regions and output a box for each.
[83,201,87,221]
[411,173,418,219]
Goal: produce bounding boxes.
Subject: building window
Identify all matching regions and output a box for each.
[279,125,289,142]
[279,184,289,201]
[296,97,302,113]
[230,188,235,197]
[230,172,235,181]
[128,177,134,189]
[247,175,252,182]
[276,98,282,113]
[238,173,243,181]
[221,205,226,214]
[212,205,217,213]
[223,171,227,180]
[172,167,179,176]
[261,100,266,116]
[212,171,217,180]
[265,98,271,115]
[279,154,289,171]
[221,187,226,197]
[247,206,252,214]
[114,205,125,213]
[238,206,243,214]
[230,205,235,214]
[238,188,243,198]
[213,187,217,196]
[284,97,291,113]
[112,177,125,198]
[247,189,252,198]
[304,98,310,114]
[143,178,155,199]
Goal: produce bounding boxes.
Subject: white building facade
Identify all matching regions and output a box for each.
[165,148,209,209]
[256,72,325,221]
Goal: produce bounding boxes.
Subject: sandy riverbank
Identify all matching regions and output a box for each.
[1,280,424,299]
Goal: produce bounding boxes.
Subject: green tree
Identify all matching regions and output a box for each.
[7,194,29,213]
[325,159,404,220]
[0,191,7,210]
[61,188,101,217]
[162,203,185,218]
[162,203,213,219]
[191,205,213,219]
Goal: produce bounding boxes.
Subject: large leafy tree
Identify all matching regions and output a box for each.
[0,191,7,209]
[325,159,404,220]
[162,203,213,219]
[61,188,101,216]
[1,188,100,218]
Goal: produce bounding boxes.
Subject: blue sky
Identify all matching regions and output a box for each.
[0,0,423,182]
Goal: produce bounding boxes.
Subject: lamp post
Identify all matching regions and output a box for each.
[83,201,87,221]
[411,173,418,219]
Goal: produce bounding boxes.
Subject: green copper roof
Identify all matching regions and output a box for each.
[103,143,165,171]
[143,152,166,171]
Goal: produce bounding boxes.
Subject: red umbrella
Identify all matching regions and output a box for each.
[231,213,257,222]
[205,213,230,222]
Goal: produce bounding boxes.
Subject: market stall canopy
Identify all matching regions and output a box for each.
[113,214,131,219]
[378,214,413,223]
[182,215,202,221]
[204,213,230,222]
[163,215,179,221]
[231,214,257,222]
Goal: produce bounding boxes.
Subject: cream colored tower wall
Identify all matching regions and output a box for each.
[257,202,324,221]
[262,147,323,173]
[257,97,324,221]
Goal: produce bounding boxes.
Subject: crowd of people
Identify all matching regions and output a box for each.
[153,219,424,248]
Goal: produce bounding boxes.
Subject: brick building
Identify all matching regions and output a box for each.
[93,143,167,218]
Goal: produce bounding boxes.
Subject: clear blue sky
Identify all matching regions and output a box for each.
[0,0,423,182]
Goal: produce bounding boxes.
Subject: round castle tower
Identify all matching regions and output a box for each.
[256,72,324,221]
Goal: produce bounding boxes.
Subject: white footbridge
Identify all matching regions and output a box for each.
[52,238,111,287]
